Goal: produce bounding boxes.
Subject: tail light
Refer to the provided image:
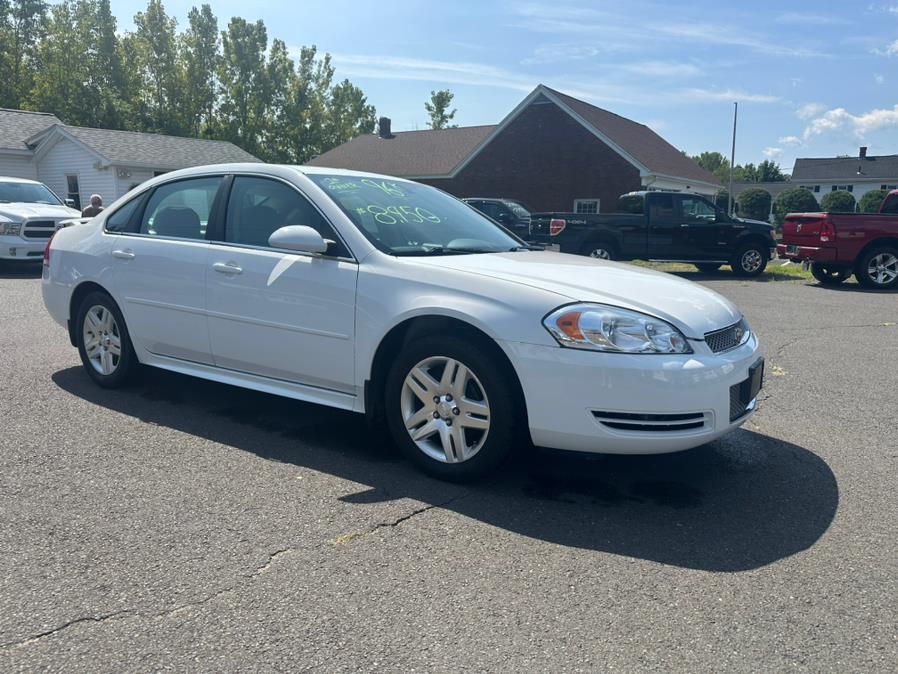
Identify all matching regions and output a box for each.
[549,218,566,236]
[819,219,836,243]
[43,232,55,267]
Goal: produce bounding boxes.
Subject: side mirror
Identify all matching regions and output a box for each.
[268,225,328,254]
[65,198,76,208]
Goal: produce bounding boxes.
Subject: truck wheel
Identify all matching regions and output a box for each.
[581,240,616,260]
[385,335,517,481]
[855,246,898,289]
[810,263,850,286]
[695,263,721,273]
[731,244,768,277]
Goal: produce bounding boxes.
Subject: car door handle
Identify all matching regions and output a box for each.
[212,261,243,275]
[679,224,691,228]
[111,249,135,260]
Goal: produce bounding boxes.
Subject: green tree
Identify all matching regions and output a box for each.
[713,190,730,211]
[692,152,731,184]
[29,1,80,120]
[820,190,856,213]
[0,0,46,108]
[737,187,772,221]
[181,3,219,137]
[218,16,267,154]
[859,189,889,213]
[325,79,376,150]
[132,0,184,134]
[756,159,788,182]
[258,37,296,162]
[425,89,456,129]
[774,188,819,225]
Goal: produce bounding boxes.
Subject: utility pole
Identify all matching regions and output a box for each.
[728,101,738,216]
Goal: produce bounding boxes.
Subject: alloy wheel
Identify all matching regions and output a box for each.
[866,253,898,286]
[741,249,763,273]
[588,247,611,260]
[400,356,491,464]
[82,305,122,376]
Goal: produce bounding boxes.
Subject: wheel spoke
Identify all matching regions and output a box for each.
[85,310,101,332]
[459,412,489,431]
[100,350,114,375]
[107,335,122,356]
[85,341,101,358]
[438,424,456,462]
[410,418,439,442]
[450,424,467,460]
[406,367,439,403]
[404,406,434,432]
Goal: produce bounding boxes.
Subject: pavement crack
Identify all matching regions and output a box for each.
[1,610,133,649]
[247,548,294,578]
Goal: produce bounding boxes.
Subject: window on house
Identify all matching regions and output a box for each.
[847,185,853,192]
[66,174,81,210]
[881,184,897,190]
[574,199,600,214]
[814,185,820,193]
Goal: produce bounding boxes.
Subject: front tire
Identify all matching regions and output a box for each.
[810,263,850,286]
[731,243,768,277]
[75,291,138,388]
[384,335,517,481]
[855,246,898,289]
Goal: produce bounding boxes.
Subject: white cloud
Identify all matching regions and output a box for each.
[796,102,827,119]
[680,88,780,103]
[778,135,803,147]
[875,73,885,84]
[618,61,703,77]
[802,105,898,139]
[775,12,847,25]
[885,39,898,56]
[521,43,600,65]
[763,147,783,159]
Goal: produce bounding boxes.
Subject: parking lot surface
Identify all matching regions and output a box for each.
[1,264,896,672]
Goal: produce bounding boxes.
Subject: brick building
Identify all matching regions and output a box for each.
[308,85,720,213]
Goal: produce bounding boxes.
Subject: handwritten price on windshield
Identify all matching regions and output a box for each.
[358,205,442,224]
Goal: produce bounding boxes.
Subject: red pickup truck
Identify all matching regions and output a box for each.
[777,190,898,289]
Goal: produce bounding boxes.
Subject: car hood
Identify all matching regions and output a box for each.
[413,251,742,338]
[736,217,775,231]
[0,202,81,220]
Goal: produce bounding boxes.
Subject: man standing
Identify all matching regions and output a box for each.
[81,194,104,218]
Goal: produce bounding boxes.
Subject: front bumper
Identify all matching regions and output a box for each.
[0,237,46,260]
[502,334,762,454]
[776,243,837,263]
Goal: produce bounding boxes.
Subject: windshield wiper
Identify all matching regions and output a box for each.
[508,245,540,251]
[400,246,501,256]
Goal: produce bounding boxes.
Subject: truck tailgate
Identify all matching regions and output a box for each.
[782,215,830,243]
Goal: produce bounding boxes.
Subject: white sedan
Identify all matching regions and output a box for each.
[42,164,763,480]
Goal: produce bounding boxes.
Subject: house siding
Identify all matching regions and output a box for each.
[113,166,156,200]
[37,137,116,208]
[0,154,38,180]
[418,100,642,213]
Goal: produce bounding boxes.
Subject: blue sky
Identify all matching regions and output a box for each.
[111,0,898,173]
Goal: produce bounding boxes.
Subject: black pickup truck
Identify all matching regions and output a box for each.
[530,191,777,276]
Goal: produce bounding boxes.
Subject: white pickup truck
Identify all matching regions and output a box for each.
[0,176,81,261]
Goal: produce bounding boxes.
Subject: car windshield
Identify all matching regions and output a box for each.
[0,181,62,205]
[308,174,524,256]
[504,201,531,219]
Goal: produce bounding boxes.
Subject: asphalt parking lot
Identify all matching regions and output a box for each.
[1,263,896,672]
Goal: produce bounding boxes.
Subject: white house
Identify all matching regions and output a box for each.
[791,148,898,205]
[0,108,260,210]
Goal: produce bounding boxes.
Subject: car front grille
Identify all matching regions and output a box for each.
[22,220,58,239]
[591,410,709,433]
[705,320,748,353]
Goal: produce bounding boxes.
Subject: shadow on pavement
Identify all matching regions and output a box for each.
[53,365,839,573]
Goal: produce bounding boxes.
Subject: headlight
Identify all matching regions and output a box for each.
[0,222,22,236]
[543,303,693,354]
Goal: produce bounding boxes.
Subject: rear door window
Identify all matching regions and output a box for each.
[140,177,223,239]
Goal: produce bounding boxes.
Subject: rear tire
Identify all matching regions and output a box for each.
[695,263,722,273]
[810,263,850,286]
[730,243,768,277]
[854,246,898,289]
[580,240,616,260]
[384,335,517,481]
[75,291,138,388]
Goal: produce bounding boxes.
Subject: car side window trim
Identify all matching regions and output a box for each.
[214,173,357,262]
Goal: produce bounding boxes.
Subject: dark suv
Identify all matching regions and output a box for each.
[463,198,531,237]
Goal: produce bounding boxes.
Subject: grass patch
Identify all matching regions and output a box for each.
[627,259,812,281]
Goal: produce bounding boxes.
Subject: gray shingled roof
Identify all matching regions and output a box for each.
[546,87,720,186]
[308,85,720,187]
[0,108,62,151]
[59,125,261,168]
[307,125,495,176]
[793,155,898,182]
